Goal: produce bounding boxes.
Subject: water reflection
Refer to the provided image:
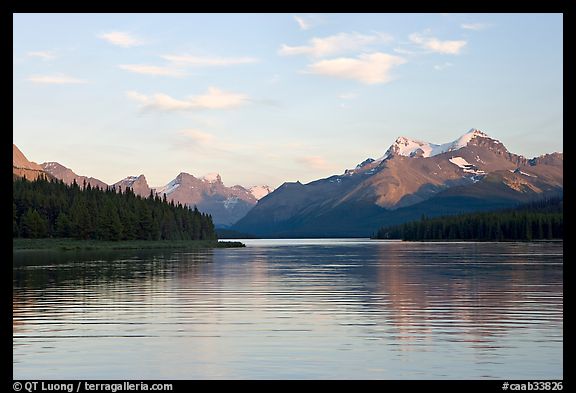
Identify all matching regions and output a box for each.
[370,243,562,359]
[13,241,562,379]
[13,249,213,336]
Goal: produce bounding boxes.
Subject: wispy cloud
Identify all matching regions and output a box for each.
[293,14,325,30]
[392,47,420,56]
[294,15,312,30]
[409,32,466,55]
[337,93,358,109]
[461,23,487,31]
[306,52,406,85]
[298,155,333,170]
[98,31,144,47]
[175,128,250,155]
[337,92,358,100]
[279,32,393,58]
[27,51,56,61]
[160,54,258,67]
[27,74,87,84]
[268,74,281,85]
[117,54,257,78]
[178,129,217,144]
[126,87,250,112]
[118,64,186,77]
[434,62,454,71]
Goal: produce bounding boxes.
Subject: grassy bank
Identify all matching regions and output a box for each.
[13,238,245,251]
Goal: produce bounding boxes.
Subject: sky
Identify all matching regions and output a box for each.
[13,13,563,189]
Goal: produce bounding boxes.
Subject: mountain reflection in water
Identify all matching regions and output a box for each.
[13,240,562,379]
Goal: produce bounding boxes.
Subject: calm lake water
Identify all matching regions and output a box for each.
[13,239,563,379]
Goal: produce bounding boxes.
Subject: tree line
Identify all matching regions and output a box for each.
[13,176,217,241]
[375,197,563,241]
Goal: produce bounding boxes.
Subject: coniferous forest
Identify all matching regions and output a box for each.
[375,197,563,241]
[13,177,217,241]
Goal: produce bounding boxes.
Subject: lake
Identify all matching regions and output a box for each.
[13,239,563,379]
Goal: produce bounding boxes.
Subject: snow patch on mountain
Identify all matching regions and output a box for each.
[450,129,490,150]
[157,179,180,195]
[509,168,537,178]
[249,185,273,200]
[449,156,471,169]
[223,197,239,210]
[449,156,486,182]
[201,173,221,183]
[355,158,375,169]
[120,176,140,186]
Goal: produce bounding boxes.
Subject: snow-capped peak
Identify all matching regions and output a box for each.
[376,128,491,162]
[116,175,144,186]
[451,129,489,150]
[156,178,180,196]
[249,185,274,200]
[201,173,222,183]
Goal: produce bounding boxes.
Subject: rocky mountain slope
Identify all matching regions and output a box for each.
[13,144,51,181]
[232,129,563,237]
[112,175,152,198]
[41,161,108,189]
[154,173,270,227]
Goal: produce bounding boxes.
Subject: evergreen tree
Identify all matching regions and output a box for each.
[13,177,218,241]
[13,202,19,237]
[55,213,72,237]
[375,197,562,241]
[20,208,48,238]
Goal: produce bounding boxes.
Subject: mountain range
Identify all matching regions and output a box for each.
[153,172,266,227]
[13,128,563,237]
[232,129,563,237]
[41,161,108,190]
[12,145,272,227]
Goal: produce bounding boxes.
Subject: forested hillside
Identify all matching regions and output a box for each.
[13,177,217,241]
[375,197,563,241]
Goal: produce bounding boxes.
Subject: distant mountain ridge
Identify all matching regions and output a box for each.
[13,145,272,227]
[232,129,563,237]
[41,162,108,190]
[152,172,272,227]
[13,144,51,181]
[113,175,152,198]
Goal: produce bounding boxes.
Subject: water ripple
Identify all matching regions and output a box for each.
[13,240,563,379]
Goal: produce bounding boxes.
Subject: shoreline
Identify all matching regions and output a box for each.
[13,238,245,251]
[370,238,563,242]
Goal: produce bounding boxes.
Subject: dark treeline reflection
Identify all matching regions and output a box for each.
[13,249,214,290]
[13,249,216,337]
